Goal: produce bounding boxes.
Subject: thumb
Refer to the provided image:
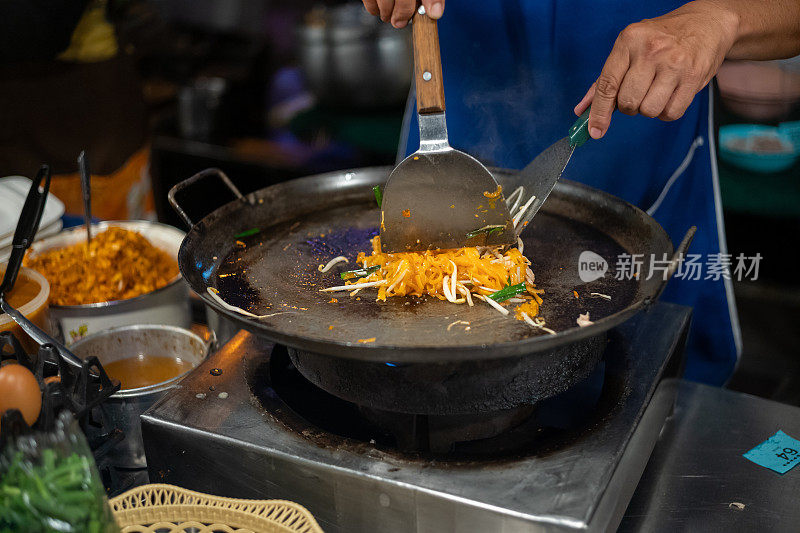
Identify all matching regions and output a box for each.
[421,0,445,19]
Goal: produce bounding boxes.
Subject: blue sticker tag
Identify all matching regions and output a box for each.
[743,430,800,474]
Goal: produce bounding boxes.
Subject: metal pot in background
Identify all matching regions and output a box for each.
[298,3,412,109]
[71,325,212,469]
[178,77,228,142]
[26,221,192,346]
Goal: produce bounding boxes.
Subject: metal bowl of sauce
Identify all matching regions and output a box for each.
[70,324,212,468]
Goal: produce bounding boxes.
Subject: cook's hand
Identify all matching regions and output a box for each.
[362,0,444,28]
[574,1,737,139]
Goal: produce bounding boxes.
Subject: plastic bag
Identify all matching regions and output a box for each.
[0,411,119,533]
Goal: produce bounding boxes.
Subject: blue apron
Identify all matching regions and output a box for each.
[401,0,740,385]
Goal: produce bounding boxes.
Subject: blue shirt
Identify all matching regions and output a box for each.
[402,0,740,385]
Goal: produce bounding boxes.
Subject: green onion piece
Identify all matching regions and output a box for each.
[0,450,115,532]
[234,228,260,239]
[488,282,526,302]
[466,224,505,239]
[340,265,380,280]
[373,186,383,208]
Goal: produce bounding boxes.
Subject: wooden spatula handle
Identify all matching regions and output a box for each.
[412,5,445,115]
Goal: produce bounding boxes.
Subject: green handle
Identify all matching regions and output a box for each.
[569,106,591,148]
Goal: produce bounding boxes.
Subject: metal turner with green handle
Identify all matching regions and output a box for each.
[509,107,592,237]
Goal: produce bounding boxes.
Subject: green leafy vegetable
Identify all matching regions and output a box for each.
[373,186,383,208]
[234,228,260,239]
[488,282,526,302]
[340,265,381,280]
[466,224,505,239]
[0,450,118,533]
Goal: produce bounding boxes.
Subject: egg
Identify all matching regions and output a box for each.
[0,363,42,427]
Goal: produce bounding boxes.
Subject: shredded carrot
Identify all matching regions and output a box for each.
[515,301,540,319]
[402,209,411,218]
[342,235,541,319]
[573,290,579,298]
[358,337,376,343]
[483,184,503,199]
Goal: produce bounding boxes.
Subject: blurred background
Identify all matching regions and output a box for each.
[136,0,414,225]
[1,0,799,403]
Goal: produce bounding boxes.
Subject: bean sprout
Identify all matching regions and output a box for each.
[520,311,557,335]
[206,287,292,319]
[476,294,509,315]
[318,256,348,272]
[447,320,470,331]
[321,280,387,292]
[512,195,536,228]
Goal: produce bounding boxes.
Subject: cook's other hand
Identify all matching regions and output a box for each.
[362,0,444,29]
[576,0,800,139]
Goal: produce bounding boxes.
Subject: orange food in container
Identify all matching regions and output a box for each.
[0,264,50,354]
[22,221,190,346]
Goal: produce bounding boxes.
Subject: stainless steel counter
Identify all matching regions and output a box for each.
[140,301,800,531]
[620,380,800,532]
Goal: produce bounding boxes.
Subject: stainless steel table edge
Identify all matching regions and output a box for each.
[596,378,680,532]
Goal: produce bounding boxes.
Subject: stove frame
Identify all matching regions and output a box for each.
[142,302,689,532]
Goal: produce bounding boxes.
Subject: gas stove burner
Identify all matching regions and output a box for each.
[262,342,617,455]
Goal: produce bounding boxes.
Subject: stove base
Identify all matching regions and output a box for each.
[142,303,689,532]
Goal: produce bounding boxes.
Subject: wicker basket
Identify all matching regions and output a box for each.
[109,484,324,533]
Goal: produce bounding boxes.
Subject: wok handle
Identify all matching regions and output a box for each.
[412,5,445,115]
[666,226,697,280]
[645,226,696,306]
[168,168,245,228]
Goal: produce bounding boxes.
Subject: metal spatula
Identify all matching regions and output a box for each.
[380,5,514,253]
[510,107,591,236]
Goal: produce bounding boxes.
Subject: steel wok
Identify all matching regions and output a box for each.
[169,166,692,414]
